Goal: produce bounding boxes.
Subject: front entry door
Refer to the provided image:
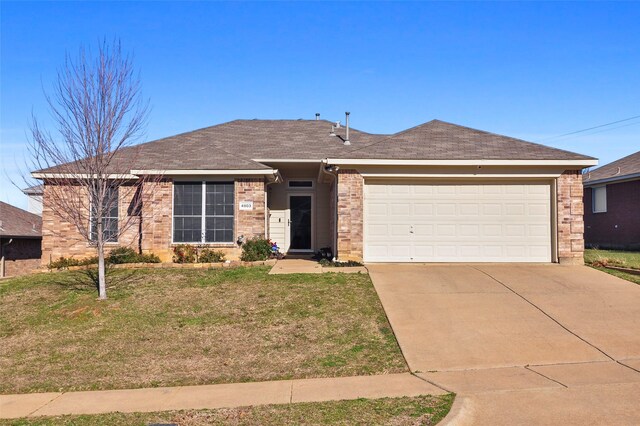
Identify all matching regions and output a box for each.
[289,195,312,251]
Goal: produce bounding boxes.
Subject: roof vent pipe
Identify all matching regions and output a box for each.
[315,113,320,121]
[344,112,351,145]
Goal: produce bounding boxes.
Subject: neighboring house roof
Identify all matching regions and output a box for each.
[34,119,595,174]
[22,184,44,195]
[584,150,640,186]
[0,201,42,239]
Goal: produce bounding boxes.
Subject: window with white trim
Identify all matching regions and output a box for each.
[173,182,234,243]
[592,186,607,213]
[90,187,119,242]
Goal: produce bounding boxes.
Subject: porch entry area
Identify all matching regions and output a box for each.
[266,164,334,256]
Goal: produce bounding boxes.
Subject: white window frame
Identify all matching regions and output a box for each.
[172,181,235,244]
[592,185,607,213]
[89,186,119,243]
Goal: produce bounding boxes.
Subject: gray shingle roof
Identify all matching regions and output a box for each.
[36,119,594,174]
[584,150,640,184]
[342,120,596,161]
[0,201,42,238]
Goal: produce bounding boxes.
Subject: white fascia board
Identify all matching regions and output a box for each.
[251,159,320,163]
[31,172,138,179]
[583,172,640,187]
[361,173,562,179]
[325,158,599,167]
[130,169,278,176]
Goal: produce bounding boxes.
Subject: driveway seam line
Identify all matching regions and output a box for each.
[616,360,640,375]
[472,266,616,362]
[524,366,568,388]
[409,372,454,394]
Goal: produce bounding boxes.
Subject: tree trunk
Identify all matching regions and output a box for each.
[96,220,107,300]
[97,246,107,300]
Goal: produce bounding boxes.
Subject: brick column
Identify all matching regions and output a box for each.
[557,170,585,264]
[336,169,364,262]
[235,178,266,241]
[140,179,173,262]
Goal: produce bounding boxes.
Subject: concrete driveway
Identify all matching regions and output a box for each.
[368,264,640,425]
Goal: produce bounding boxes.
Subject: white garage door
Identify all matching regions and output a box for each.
[364,181,552,262]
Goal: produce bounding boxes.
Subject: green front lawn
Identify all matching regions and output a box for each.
[0,394,455,426]
[0,267,406,394]
[584,249,640,285]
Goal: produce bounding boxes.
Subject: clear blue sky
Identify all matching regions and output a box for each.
[2,1,639,209]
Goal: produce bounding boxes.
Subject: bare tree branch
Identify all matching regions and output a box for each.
[22,39,160,300]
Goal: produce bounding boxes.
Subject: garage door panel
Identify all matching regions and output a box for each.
[364,182,552,263]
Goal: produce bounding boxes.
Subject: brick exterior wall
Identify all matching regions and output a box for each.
[42,178,268,264]
[41,183,140,264]
[1,237,42,277]
[584,179,640,250]
[140,179,173,261]
[557,170,585,264]
[336,169,364,262]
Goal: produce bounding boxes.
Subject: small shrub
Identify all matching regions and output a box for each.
[108,247,139,264]
[198,248,225,263]
[173,244,197,263]
[48,256,79,270]
[108,247,161,264]
[240,238,272,262]
[48,256,98,270]
[48,250,160,270]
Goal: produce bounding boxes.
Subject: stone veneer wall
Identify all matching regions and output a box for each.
[336,169,364,261]
[557,170,585,264]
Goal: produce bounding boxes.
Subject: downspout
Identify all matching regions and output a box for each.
[320,159,339,261]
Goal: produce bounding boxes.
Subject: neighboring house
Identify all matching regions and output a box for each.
[33,117,597,265]
[583,151,640,250]
[22,184,43,216]
[0,201,42,277]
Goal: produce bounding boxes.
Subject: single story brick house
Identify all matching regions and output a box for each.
[0,201,43,277]
[33,117,597,264]
[583,150,640,250]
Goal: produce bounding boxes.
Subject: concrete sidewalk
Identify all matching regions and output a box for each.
[0,373,445,419]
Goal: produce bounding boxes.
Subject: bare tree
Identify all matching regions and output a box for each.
[27,40,158,300]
